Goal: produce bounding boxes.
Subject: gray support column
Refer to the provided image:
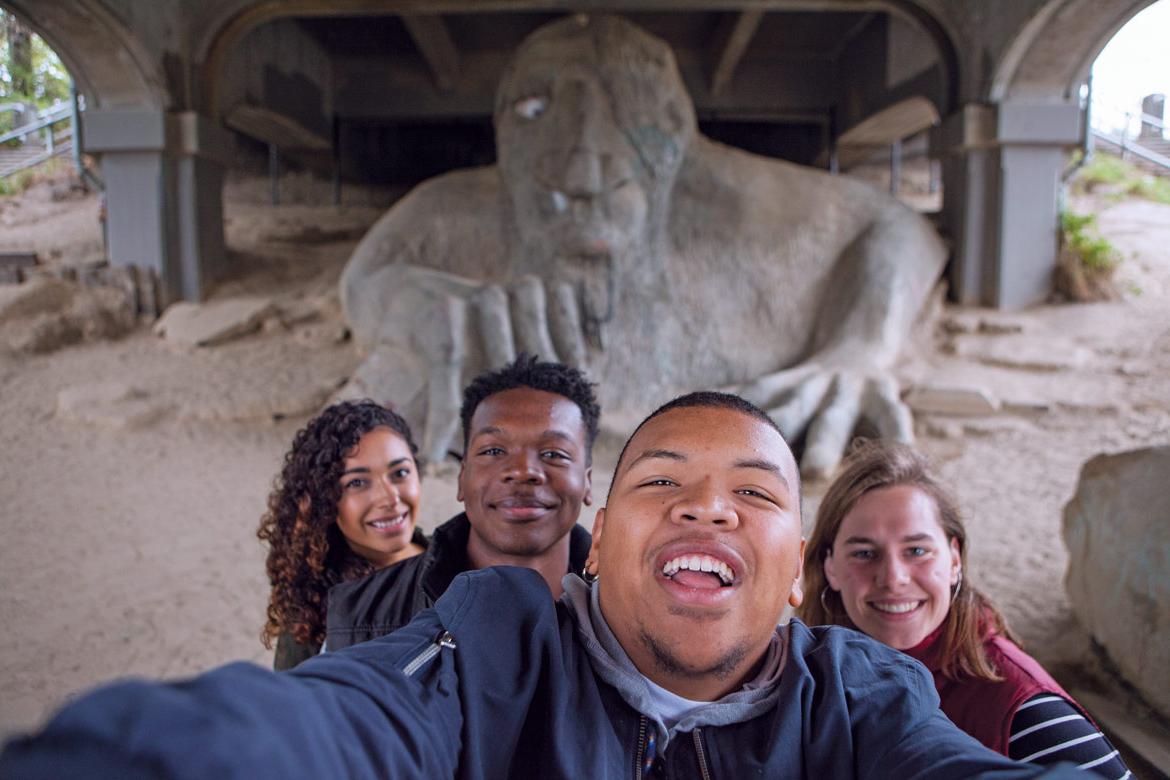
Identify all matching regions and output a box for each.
[991,103,1081,309]
[933,103,1080,308]
[174,112,230,300]
[83,110,229,306]
[932,105,995,305]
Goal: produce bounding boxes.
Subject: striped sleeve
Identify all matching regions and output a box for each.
[1008,694,1130,778]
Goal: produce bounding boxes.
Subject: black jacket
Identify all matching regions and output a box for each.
[1,567,1077,779]
[272,527,429,670]
[325,512,591,651]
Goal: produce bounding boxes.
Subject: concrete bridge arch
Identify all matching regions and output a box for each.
[991,0,1159,103]
[938,0,1162,309]
[2,0,166,109]
[3,0,227,309]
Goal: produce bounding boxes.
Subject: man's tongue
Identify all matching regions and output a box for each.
[671,570,724,589]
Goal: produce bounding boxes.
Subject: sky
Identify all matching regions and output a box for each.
[1091,0,1170,135]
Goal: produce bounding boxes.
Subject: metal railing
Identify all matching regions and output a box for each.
[1089,99,1170,172]
[0,103,75,177]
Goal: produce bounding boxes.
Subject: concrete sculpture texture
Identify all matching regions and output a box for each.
[340,15,945,475]
[1063,446,1170,718]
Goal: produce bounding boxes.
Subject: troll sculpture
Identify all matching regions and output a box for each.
[340,15,945,477]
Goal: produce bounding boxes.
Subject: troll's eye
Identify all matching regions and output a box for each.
[514,96,549,120]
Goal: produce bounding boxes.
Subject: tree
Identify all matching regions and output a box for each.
[5,10,31,97]
[1,8,69,105]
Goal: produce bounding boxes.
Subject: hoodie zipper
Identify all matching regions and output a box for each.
[402,630,456,676]
[633,715,648,779]
[693,729,712,780]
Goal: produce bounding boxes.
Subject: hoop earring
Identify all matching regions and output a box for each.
[582,563,599,584]
[952,569,963,599]
[820,586,836,615]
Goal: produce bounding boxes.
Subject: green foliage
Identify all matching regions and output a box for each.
[1073,151,1170,205]
[0,168,34,196]
[0,155,70,196]
[1061,212,1120,272]
[1054,210,1121,301]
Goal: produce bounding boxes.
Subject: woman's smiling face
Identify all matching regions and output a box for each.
[335,427,421,568]
[823,485,960,650]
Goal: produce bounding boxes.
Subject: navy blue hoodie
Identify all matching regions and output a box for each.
[1,567,1076,779]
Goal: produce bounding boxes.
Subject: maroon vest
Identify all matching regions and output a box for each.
[903,626,1083,755]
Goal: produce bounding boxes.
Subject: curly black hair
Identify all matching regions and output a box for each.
[459,353,601,462]
[258,400,418,650]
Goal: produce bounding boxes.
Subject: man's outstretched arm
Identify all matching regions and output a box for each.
[0,614,463,779]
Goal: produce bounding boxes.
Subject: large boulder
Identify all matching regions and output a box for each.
[1063,446,1170,717]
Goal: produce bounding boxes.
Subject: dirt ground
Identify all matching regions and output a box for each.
[1,168,1168,745]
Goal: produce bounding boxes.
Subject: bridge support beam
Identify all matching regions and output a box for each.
[83,110,229,308]
[935,102,1081,308]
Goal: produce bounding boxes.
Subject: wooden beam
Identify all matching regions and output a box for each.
[401,14,461,93]
[829,12,876,61]
[708,10,765,98]
[223,104,329,150]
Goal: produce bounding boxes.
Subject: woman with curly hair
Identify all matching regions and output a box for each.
[800,440,1127,775]
[259,400,425,670]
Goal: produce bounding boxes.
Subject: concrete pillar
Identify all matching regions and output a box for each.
[933,105,996,306]
[934,102,1080,308]
[83,109,229,307]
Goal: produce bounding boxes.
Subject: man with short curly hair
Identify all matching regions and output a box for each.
[324,353,598,651]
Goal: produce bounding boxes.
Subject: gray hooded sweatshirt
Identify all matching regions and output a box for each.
[560,574,789,749]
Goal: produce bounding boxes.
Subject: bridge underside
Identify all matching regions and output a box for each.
[1,0,1159,309]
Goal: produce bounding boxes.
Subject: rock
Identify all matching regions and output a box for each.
[3,313,82,353]
[294,320,349,348]
[921,419,963,439]
[1000,397,1053,415]
[905,384,1001,416]
[0,252,37,284]
[1116,362,1150,378]
[276,298,321,327]
[261,316,287,335]
[183,377,337,423]
[940,314,978,335]
[0,283,136,354]
[56,383,171,429]
[154,297,275,348]
[959,417,1036,438]
[976,318,1024,335]
[1063,446,1170,718]
[71,286,137,340]
[0,277,74,324]
[1055,400,1122,416]
[952,334,1092,371]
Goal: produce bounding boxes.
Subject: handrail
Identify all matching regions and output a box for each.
[0,104,73,146]
[1091,128,1170,171]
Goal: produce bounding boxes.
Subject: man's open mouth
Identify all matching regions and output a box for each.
[661,554,735,588]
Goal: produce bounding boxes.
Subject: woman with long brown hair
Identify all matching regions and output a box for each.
[800,440,1127,775]
[258,400,425,670]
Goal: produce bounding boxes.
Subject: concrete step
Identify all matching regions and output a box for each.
[0,140,72,179]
